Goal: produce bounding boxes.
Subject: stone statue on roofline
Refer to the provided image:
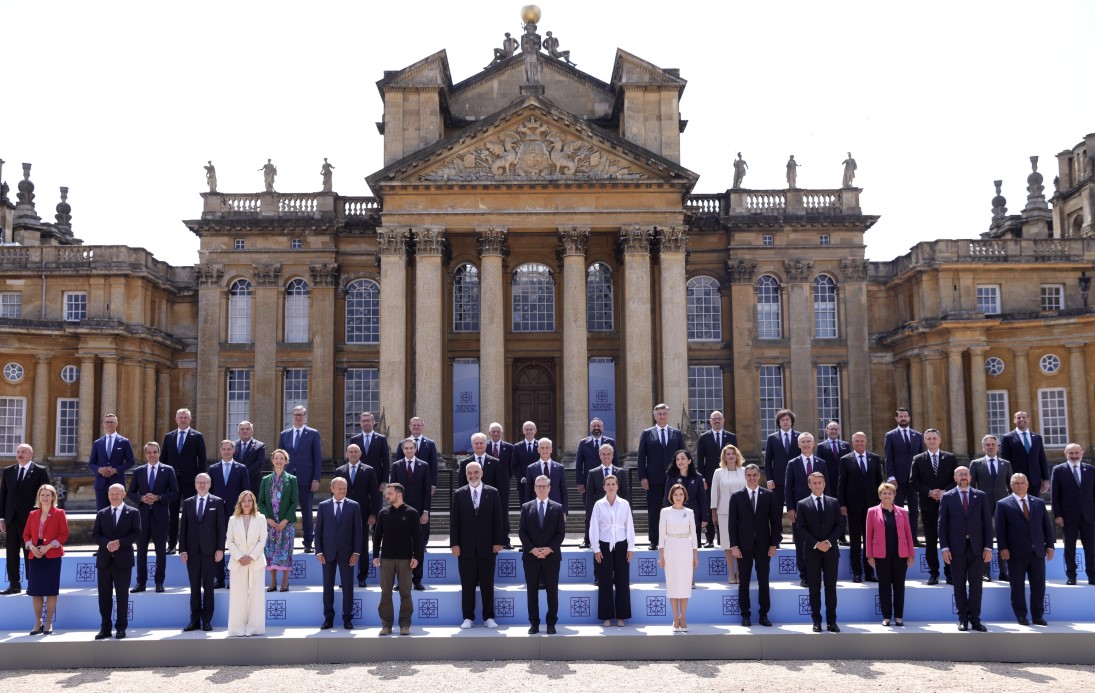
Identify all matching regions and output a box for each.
[259,159,277,193]
[205,161,217,193]
[732,152,748,189]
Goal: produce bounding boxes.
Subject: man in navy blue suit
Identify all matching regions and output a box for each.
[233,421,266,495]
[1051,443,1095,585]
[335,443,381,587]
[390,438,432,590]
[575,417,616,548]
[315,477,363,630]
[278,405,323,552]
[1000,411,1051,496]
[696,411,737,548]
[763,409,800,513]
[815,420,851,545]
[179,473,226,631]
[127,442,179,592]
[210,439,249,588]
[637,403,685,550]
[162,408,207,554]
[837,432,884,582]
[996,473,1055,625]
[92,483,141,639]
[519,474,566,634]
[89,413,135,510]
[969,434,1013,582]
[525,438,568,517]
[786,432,829,586]
[797,472,843,632]
[512,421,541,505]
[726,464,781,627]
[405,416,439,496]
[910,428,958,585]
[349,411,391,491]
[883,407,925,547]
[487,422,516,548]
[939,466,994,631]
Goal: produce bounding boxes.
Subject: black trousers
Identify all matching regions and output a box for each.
[299,486,315,548]
[895,482,919,541]
[805,546,839,624]
[322,557,354,622]
[951,541,984,623]
[4,514,28,585]
[646,483,665,546]
[523,555,560,626]
[595,541,632,620]
[136,515,167,586]
[97,560,132,630]
[736,544,772,618]
[186,553,217,624]
[1007,555,1047,620]
[356,516,372,582]
[704,481,717,544]
[411,517,431,582]
[168,479,197,548]
[847,509,873,578]
[874,553,908,619]
[1062,521,1095,580]
[918,499,950,580]
[458,554,497,620]
[497,476,513,543]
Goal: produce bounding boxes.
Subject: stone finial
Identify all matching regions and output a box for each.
[477,226,508,256]
[54,187,72,227]
[1025,155,1048,212]
[558,226,590,255]
[17,163,35,206]
[783,258,813,281]
[727,258,757,284]
[619,225,653,254]
[991,180,1007,223]
[0,159,8,206]
[658,225,688,253]
[377,227,410,257]
[309,263,340,287]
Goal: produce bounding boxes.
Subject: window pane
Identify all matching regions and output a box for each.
[0,397,27,455]
[1038,388,1068,447]
[688,366,723,434]
[976,285,1000,315]
[283,369,309,429]
[346,279,380,344]
[344,369,380,442]
[0,292,22,318]
[56,399,79,456]
[813,275,837,339]
[453,264,481,332]
[512,263,555,332]
[586,263,614,331]
[687,276,722,341]
[228,280,253,343]
[285,279,310,343]
[987,390,1010,438]
[758,365,784,444]
[1040,285,1063,312]
[816,365,841,437]
[757,276,781,340]
[64,292,87,322]
[226,369,252,440]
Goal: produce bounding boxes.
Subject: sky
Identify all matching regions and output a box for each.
[3,0,1092,266]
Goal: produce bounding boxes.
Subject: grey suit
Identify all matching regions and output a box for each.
[969,455,1013,579]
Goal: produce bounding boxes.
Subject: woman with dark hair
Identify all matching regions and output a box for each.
[659,483,698,632]
[663,449,708,540]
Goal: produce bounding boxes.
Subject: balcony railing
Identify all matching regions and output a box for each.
[686,188,861,215]
[202,192,380,219]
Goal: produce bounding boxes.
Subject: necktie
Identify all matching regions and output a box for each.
[1021,497,1030,521]
[832,440,839,458]
[198,496,205,519]
[604,466,609,480]
[336,500,342,523]
[962,490,969,514]
[18,466,26,483]
[931,453,938,475]
[1023,431,1031,453]
[784,432,791,451]
[527,441,533,453]
[716,432,721,449]
[660,428,667,447]
[902,429,910,447]
[594,438,600,450]
[751,489,757,513]
[148,466,156,490]
[294,429,301,449]
[989,459,997,481]
[364,433,371,454]
[1075,465,1083,486]
[806,456,813,475]
[113,507,120,529]
[408,460,414,476]
[224,465,230,486]
[350,465,357,485]
[542,462,547,478]
[816,496,823,514]
[107,434,114,457]
[476,456,482,468]
[177,431,185,454]
[538,500,546,528]
[493,442,499,457]
[859,454,867,476]
[242,440,249,457]
[415,438,421,452]
[473,487,479,510]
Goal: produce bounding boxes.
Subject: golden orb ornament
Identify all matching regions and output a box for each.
[521,5,541,25]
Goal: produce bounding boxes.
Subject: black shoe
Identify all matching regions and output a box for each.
[131,585,146,593]
[926,576,939,585]
[741,617,751,627]
[957,621,968,631]
[866,576,878,583]
[1067,577,1078,585]
[202,622,213,631]
[183,621,200,632]
[579,541,591,549]
[1089,579,1095,585]
[1017,617,1030,626]
[214,581,226,589]
[503,543,514,550]
[528,625,539,634]
[703,541,715,549]
[1032,617,1048,626]
[971,622,987,632]
[167,547,177,555]
[759,616,772,627]
[982,574,991,582]
[358,579,367,588]
[827,623,840,633]
[304,547,315,554]
[115,629,126,639]
[852,575,863,583]
[344,621,354,630]
[648,543,658,551]
[155,584,165,593]
[812,623,822,633]
[1,584,21,595]
[799,579,808,587]
[413,581,425,591]
[945,577,953,585]
[546,624,556,634]
[837,538,849,546]
[95,629,112,640]
[539,579,547,589]
[999,573,1009,582]
[29,625,44,636]
[321,619,333,630]
[913,540,924,548]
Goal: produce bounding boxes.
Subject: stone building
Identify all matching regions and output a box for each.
[2,12,1095,471]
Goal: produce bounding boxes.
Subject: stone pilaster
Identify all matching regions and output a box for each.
[785,258,815,429]
[413,227,445,449]
[143,362,158,448]
[377,228,409,438]
[946,347,968,455]
[100,355,119,423]
[560,225,590,449]
[842,269,872,434]
[477,227,507,432]
[1068,344,1090,447]
[1012,347,1031,416]
[252,265,280,441]
[157,370,171,439]
[31,355,51,458]
[196,264,224,434]
[907,352,925,428]
[309,263,339,456]
[78,355,97,460]
[728,258,758,450]
[919,350,945,434]
[621,225,654,449]
[658,226,689,427]
[969,346,989,444]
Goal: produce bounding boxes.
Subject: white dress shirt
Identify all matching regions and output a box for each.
[588,496,636,550]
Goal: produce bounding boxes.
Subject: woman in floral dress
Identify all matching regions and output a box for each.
[258,448,298,592]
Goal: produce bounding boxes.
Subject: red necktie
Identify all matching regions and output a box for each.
[962,490,968,514]
[806,457,813,475]
[1021,497,1030,521]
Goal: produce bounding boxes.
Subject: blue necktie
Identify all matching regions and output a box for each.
[350,465,357,485]
[538,501,546,528]
[148,466,156,490]
[198,496,205,519]
[1023,431,1031,453]
[177,431,185,454]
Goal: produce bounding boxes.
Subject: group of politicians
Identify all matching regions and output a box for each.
[1,403,1093,639]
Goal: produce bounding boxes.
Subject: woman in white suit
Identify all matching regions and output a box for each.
[225,490,268,636]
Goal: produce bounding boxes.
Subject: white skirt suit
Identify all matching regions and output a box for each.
[225,513,269,636]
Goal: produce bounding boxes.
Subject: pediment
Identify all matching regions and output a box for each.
[376,50,453,92]
[611,49,686,92]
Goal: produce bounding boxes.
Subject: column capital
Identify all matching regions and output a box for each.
[658,225,688,253]
[1065,342,1088,352]
[838,258,869,282]
[476,226,508,256]
[309,263,340,287]
[34,353,53,364]
[1011,346,1032,356]
[727,258,758,284]
[558,225,590,256]
[620,225,653,254]
[413,225,446,256]
[783,258,814,282]
[196,264,224,287]
[251,263,282,287]
[377,227,410,257]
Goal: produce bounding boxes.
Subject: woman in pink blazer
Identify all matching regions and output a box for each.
[865,482,915,626]
[22,484,69,635]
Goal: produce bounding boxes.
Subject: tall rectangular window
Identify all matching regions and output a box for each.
[226,369,252,439]
[1038,388,1069,447]
[987,390,1010,438]
[344,368,379,441]
[282,369,309,429]
[55,398,79,456]
[758,365,784,444]
[0,397,27,455]
[816,365,841,437]
[63,291,87,321]
[1040,284,1064,312]
[0,292,21,318]
[976,285,1000,315]
[688,366,723,434]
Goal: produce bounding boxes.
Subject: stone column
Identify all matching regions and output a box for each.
[658,226,689,426]
[1068,344,1090,446]
[946,346,969,456]
[894,359,910,409]
[560,226,590,450]
[727,259,758,451]
[100,355,119,421]
[840,260,872,433]
[143,362,158,448]
[309,263,339,455]
[920,350,945,435]
[621,225,654,450]
[252,264,281,442]
[195,265,224,431]
[477,227,507,432]
[1012,347,1031,416]
[377,228,409,439]
[784,259,815,430]
[157,370,171,437]
[413,226,445,449]
[969,346,989,444]
[908,352,925,426]
[78,355,97,460]
[31,355,52,457]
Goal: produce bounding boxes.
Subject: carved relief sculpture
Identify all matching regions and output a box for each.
[783,258,813,281]
[727,259,758,284]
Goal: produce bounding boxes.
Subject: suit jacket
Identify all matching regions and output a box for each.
[696,429,738,483]
[390,458,432,515]
[333,462,382,518]
[391,436,439,488]
[257,472,298,523]
[995,494,1054,561]
[518,498,565,557]
[586,465,629,505]
[1051,461,1095,526]
[637,426,685,486]
[816,438,851,492]
[575,435,617,487]
[883,426,925,486]
[969,456,1014,511]
[525,459,568,512]
[233,437,267,492]
[208,460,249,512]
[725,486,782,551]
[785,455,830,512]
[349,431,391,485]
[458,454,504,491]
[938,486,994,555]
[865,504,914,559]
[910,450,959,503]
[89,434,136,490]
[162,428,208,487]
[450,483,504,558]
[92,503,141,569]
[225,513,268,570]
[837,451,885,514]
[764,429,801,491]
[486,439,515,482]
[663,473,709,523]
[279,426,323,485]
[1000,429,1050,490]
[314,497,363,562]
[127,463,180,523]
[179,493,227,557]
[512,438,541,484]
[23,508,69,559]
[796,494,844,549]
[0,462,52,525]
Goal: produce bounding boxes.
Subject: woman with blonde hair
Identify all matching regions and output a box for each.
[258,449,298,592]
[866,482,915,626]
[225,490,268,636]
[710,444,747,583]
[23,484,68,635]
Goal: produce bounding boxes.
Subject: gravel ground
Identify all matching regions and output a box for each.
[2,660,1094,692]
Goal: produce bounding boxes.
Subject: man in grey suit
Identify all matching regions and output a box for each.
[969,434,1013,581]
[233,421,266,495]
[316,477,363,630]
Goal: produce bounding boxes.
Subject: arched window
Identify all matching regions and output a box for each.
[687,276,722,341]
[586,262,614,331]
[813,275,838,339]
[512,263,555,332]
[227,279,253,343]
[345,279,380,344]
[285,278,310,343]
[453,263,480,332]
[756,275,782,340]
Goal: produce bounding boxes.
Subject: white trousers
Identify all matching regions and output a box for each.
[226,561,266,636]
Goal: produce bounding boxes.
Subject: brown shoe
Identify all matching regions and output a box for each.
[399,626,411,635]
[379,625,392,636]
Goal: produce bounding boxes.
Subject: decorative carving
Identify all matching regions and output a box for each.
[420,115,646,182]
[543,31,575,66]
[309,263,339,287]
[1027,156,1044,199]
[320,158,334,193]
[991,180,1007,223]
[558,226,590,255]
[205,161,217,193]
[54,187,72,227]
[620,225,653,254]
[196,265,224,287]
[487,32,519,67]
[839,259,869,282]
[842,152,857,188]
[251,263,282,287]
[376,227,409,257]
[477,226,508,256]
[732,152,748,189]
[786,155,801,190]
[727,259,757,284]
[783,258,813,281]
[0,159,7,206]
[658,226,688,253]
[17,163,34,206]
[414,226,445,256]
[259,159,277,193]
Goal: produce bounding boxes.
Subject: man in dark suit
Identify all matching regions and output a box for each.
[162,408,208,555]
[1051,443,1095,585]
[587,443,629,505]
[487,422,516,548]
[816,420,851,545]
[233,420,266,495]
[210,439,249,587]
[0,443,51,594]
[524,438,569,518]
[883,407,925,547]
[996,473,1055,625]
[89,413,136,510]
[969,434,1013,581]
[637,403,685,550]
[278,405,323,553]
[459,433,505,491]
[315,477,363,629]
[837,432,884,582]
[127,441,179,592]
[349,411,390,491]
[1000,411,1051,496]
[939,466,994,631]
[763,408,800,513]
[92,483,141,639]
[405,416,439,495]
[695,410,737,548]
[797,472,844,632]
[178,473,226,631]
[450,460,505,629]
[726,464,782,627]
[575,417,617,548]
[335,443,381,587]
[390,438,432,589]
[512,420,540,505]
[910,428,958,584]
[519,474,566,634]
[785,432,829,586]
